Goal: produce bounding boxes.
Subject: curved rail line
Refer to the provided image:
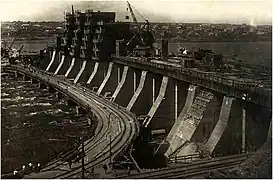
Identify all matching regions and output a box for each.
[3,65,140,179]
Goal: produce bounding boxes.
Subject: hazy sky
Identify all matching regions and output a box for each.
[0,0,272,24]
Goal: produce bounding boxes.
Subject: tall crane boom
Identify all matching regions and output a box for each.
[8,29,21,51]
[71,5,74,16]
[127,1,137,23]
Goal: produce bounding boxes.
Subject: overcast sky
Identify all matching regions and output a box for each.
[0,0,272,24]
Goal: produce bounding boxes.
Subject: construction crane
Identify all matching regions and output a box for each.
[1,40,9,58]
[125,1,155,48]
[71,5,75,18]
[1,29,22,58]
[8,29,21,51]
[126,1,137,23]
[126,1,143,46]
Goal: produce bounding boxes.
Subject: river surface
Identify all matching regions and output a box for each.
[158,41,272,66]
[1,75,92,174]
[10,40,272,66]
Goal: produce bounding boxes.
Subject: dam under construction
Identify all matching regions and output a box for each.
[1,2,272,179]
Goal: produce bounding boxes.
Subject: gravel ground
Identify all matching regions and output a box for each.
[209,137,272,179]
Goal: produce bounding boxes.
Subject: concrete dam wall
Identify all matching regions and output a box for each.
[37,52,272,158]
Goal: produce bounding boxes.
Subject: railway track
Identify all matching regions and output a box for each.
[118,153,252,179]
[4,65,139,179]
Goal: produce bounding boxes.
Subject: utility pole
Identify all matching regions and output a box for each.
[81,136,85,178]
[108,112,113,166]
[109,134,112,165]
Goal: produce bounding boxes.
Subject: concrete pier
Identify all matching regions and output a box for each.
[100,63,121,97]
[114,68,140,107]
[204,96,234,154]
[166,85,197,144]
[97,62,113,95]
[87,62,108,91]
[165,89,214,157]
[149,77,177,132]
[46,50,56,71]
[65,57,75,77]
[112,66,129,102]
[87,62,99,85]
[143,76,168,128]
[74,60,87,84]
[54,55,65,75]
[127,71,147,111]
[57,55,72,75]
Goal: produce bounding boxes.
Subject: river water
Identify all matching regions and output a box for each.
[158,41,272,66]
[1,75,92,174]
[11,40,272,66]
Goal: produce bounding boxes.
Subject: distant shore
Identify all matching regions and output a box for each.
[3,37,56,42]
[3,36,271,44]
[155,39,272,43]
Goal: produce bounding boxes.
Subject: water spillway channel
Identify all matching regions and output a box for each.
[1,74,95,174]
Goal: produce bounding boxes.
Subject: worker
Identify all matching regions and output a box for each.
[13,170,18,176]
[37,163,41,171]
[28,162,33,170]
[22,165,26,171]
